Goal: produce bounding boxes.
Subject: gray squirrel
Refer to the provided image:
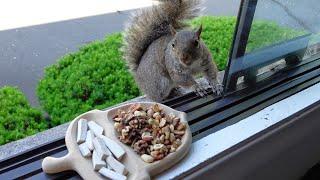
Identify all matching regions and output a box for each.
[123,0,223,102]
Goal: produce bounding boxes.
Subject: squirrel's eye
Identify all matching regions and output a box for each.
[194,40,199,47]
[172,43,175,48]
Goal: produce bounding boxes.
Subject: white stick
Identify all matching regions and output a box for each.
[78,143,91,158]
[106,155,128,175]
[101,136,126,160]
[107,164,113,170]
[92,150,106,171]
[93,137,111,160]
[88,121,104,136]
[98,167,127,180]
[76,119,88,144]
[85,130,94,151]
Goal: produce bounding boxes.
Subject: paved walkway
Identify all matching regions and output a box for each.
[0,0,155,31]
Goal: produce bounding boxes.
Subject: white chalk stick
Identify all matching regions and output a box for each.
[106,156,127,175]
[101,136,126,160]
[93,137,111,160]
[92,150,106,171]
[78,143,91,158]
[88,121,104,136]
[98,167,126,180]
[107,164,113,170]
[77,119,88,144]
[85,130,94,151]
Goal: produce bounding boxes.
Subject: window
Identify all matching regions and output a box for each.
[224,0,320,93]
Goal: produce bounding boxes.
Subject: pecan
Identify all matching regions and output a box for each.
[177,122,186,131]
[133,140,148,155]
[152,104,161,112]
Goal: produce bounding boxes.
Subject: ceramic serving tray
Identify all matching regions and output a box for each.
[42,102,192,180]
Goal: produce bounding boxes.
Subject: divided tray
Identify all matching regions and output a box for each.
[42,102,192,180]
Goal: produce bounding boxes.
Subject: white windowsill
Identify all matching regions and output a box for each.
[157,82,320,179]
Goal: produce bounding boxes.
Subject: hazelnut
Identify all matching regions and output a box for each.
[141,154,154,163]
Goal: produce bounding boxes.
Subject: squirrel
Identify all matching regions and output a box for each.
[123,0,223,102]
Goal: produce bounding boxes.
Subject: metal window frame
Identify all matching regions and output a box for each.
[223,0,258,92]
[223,0,312,93]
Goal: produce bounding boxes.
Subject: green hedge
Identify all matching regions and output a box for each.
[0,86,47,145]
[37,33,140,126]
[37,16,303,127]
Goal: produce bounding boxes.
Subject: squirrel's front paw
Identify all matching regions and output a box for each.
[211,83,224,96]
[192,84,208,97]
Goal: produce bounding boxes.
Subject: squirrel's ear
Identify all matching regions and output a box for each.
[169,24,176,36]
[195,24,202,39]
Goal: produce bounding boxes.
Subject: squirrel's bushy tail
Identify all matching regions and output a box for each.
[123,0,202,72]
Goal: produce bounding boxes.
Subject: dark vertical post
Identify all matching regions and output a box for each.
[223,0,258,93]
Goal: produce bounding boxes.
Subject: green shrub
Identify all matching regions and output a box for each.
[0,86,47,145]
[37,33,140,126]
[37,16,304,127]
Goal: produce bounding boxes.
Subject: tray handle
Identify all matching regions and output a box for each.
[42,153,73,174]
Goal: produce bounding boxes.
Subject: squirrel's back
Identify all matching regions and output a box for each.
[123,0,202,72]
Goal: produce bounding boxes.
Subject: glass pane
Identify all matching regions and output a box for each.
[246,0,319,53]
[224,0,320,92]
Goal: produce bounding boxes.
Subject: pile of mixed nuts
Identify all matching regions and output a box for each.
[112,103,186,163]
